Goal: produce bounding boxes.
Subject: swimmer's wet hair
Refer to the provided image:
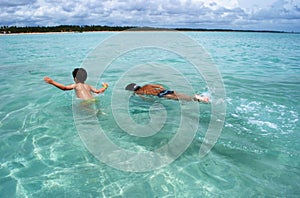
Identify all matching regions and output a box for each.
[72,68,87,83]
[125,83,141,91]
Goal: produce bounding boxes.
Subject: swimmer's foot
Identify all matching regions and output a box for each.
[194,94,210,103]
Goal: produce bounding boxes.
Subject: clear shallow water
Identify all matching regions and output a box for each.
[0,32,299,197]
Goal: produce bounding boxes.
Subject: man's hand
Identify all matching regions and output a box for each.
[102,82,109,89]
[44,76,53,84]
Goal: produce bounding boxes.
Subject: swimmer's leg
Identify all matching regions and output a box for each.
[163,92,194,101]
[164,92,209,103]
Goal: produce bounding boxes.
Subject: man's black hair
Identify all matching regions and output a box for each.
[125,83,141,91]
[72,68,87,83]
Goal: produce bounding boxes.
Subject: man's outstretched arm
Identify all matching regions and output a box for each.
[44,76,75,91]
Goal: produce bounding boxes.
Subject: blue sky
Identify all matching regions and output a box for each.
[0,0,299,32]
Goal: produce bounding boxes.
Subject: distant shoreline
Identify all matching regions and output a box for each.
[0,25,296,34]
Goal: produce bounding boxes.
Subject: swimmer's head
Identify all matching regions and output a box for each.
[125,83,141,91]
[73,68,87,83]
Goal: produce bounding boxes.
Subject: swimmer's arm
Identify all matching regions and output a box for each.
[44,77,75,91]
[91,83,108,94]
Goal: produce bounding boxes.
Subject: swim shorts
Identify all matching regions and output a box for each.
[157,90,174,97]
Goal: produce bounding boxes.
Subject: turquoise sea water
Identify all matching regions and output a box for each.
[0,32,299,197]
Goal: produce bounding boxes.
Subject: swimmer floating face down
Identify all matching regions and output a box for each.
[125,83,209,103]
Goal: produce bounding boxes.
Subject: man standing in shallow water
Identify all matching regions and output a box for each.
[125,83,209,103]
[44,68,108,100]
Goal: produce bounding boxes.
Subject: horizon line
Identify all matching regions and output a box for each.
[0,25,298,34]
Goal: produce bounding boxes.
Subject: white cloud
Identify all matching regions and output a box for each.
[0,0,299,31]
[237,0,277,10]
[254,0,300,20]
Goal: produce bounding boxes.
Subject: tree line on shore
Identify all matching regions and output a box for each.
[0,25,135,34]
[0,25,286,34]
